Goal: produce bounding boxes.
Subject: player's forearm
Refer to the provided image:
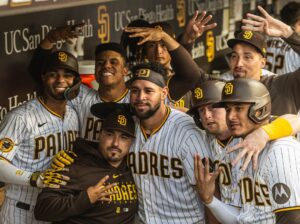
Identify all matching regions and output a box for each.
[168,45,207,101]
[205,197,239,224]
[35,189,93,221]
[0,159,31,186]
[283,32,300,56]
[162,31,180,51]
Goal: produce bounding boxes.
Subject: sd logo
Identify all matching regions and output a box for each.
[118,115,127,126]
[98,5,110,43]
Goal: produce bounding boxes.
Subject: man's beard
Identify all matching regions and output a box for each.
[132,101,161,120]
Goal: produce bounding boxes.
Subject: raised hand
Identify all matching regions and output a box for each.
[181,11,217,44]
[194,154,220,204]
[227,127,269,171]
[242,5,293,38]
[87,175,117,204]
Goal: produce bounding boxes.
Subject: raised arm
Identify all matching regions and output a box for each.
[125,26,209,101]
[242,6,300,55]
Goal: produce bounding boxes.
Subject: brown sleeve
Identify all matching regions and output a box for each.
[34,187,93,222]
[168,45,209,101]
[283,32,300,56]
[276,209,300,224]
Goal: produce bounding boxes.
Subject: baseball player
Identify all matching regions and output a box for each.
[32,24,202,142]
[124,19,215,112]
[195,79,300,224]
[29,27,131,142]
[265,2,300,75]
[0,51,80,224]
[188,80,300,210]
[34,103,138,224]
[127,62,211,224]
[214,5,300,116]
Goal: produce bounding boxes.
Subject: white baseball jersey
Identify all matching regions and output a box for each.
[0,97,79,224]
[235,136,300,223]
[266,37,300,75]
[206,134,243,207]
[220,69,275,81]
[70,85,130,141]
[128,108,210,224]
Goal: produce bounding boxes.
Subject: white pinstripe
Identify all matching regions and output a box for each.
[128,108,210,224]
[70,85,130,141]
[0,98,79,224]
[266,37,300,75]
[206,134,243,207]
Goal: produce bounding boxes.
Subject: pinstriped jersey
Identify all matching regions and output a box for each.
[128,108,210,224]
[206,134,243,207]
[236,137,300,223]
[249,137,300,218]
[0,97,79,205]
[70,85,130,141]
[266,37,300,75]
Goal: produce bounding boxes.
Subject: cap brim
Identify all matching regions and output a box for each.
[187,100,218,114]
[91,102,131,119]
[213,99,254,108]
[227,39,265,56]
[45,64,79,77]
[102,127,135,138]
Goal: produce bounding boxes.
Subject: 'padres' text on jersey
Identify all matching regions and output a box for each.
[128,108,210,224]
[0,98,79,206]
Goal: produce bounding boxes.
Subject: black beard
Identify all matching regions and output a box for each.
[132,101,161,120]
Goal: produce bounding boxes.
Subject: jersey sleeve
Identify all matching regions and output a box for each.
[180,127,211,185]
[0,112,27,161]
[264,141,300,213]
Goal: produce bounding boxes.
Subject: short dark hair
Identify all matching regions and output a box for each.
[280,1,300,26]
[94,42,128,63]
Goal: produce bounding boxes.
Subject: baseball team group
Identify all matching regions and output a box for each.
[0,2,300,224]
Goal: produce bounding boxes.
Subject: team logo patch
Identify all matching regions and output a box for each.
[243,31,253,39]
[118,115,127,126]
[58,52,68,62]
[272,183,291,204]
[224,83,234,95]
[0,138,14,153]
[136,69,150,77]
[194,87,203,99]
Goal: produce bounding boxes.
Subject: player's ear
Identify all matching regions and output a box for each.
[161,86,168,101]
[260,56,266,69]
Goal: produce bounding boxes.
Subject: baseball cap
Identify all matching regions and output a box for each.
[95,42,128,62]
[91,102,135,137]
[227,30,267,57]
[42,51,79,76]
[127,62,167,88]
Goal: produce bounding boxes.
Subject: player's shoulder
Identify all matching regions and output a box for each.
[267,136,300,155]
[167,108,205,134]
[7,98,40,116]
[0,98,41,124]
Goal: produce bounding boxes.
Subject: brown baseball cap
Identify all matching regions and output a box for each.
[91,102,135,138]
[127,63,167,88]
[43,51,79,76]
[227,30,267,57]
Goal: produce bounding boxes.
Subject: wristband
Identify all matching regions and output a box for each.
[261,117,293,140]
[30,171,40,187]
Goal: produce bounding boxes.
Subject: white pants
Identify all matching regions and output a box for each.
[0,197,49,224]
